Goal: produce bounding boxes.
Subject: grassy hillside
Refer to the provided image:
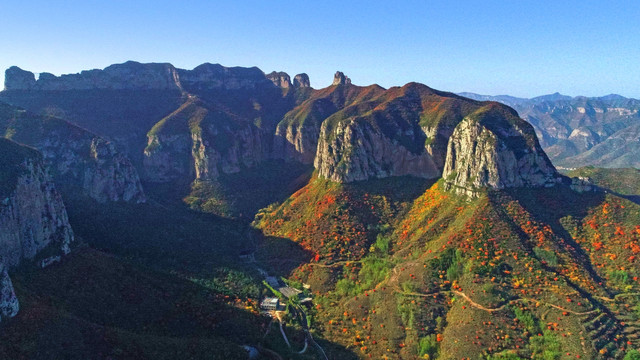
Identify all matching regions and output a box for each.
[567,167,640,196]
[256,177,640,359]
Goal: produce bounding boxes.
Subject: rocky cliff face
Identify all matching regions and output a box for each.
[314,116,440,182]
[0,139,74,267]
[144,99,268,182]
[0,102,145,203]
[0,262,19,323]
[266,72,291,89]
[3,62,563,196]
[273,77,386,164]
[177,63,269,91]
[83,138,146,202]
[3,62,273,92]
[0,139,75,322]
[313,82,478,183]
[293,73,310,88]
[442,104,559,196]
[5,62,181,91]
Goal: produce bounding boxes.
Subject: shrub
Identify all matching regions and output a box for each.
[417,334,439,358]
[533,247,558,267]
[624,349,640,360]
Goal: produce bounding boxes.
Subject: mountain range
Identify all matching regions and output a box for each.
[0,62,639,360]
[459,92,640,169]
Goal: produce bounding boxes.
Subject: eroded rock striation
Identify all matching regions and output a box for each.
[442,104,559,196]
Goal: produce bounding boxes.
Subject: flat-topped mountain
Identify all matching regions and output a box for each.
[460,92,640,168]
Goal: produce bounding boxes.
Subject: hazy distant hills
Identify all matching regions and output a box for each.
[459,92,640,168]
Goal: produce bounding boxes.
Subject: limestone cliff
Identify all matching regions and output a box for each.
[273,75,385,164]
[0,102,145,203]
[144,98,268,181]
[0,139,75,322]
[0,139,74,267]
[442,104,559,196]
[314,114,440,182]
[313,83,482,182]
[4,62,181,91]
[82,138,146,203]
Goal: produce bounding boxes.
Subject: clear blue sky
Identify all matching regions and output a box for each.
[1,1,639,98]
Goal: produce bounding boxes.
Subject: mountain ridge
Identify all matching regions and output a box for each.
[459,92,640,169]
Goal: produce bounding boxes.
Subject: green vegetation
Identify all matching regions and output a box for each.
[533,246,558,267]
[568,166,640,196]
[1,248,261,360]
[417,334,439,358]
[185,160,313,218]
[625,349,640,360]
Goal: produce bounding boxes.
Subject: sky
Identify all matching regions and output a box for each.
[1,1,639,98]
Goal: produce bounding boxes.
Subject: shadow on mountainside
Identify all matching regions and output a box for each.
[1,247,358,360]
[496,186,612,299]
[144,160,314,220]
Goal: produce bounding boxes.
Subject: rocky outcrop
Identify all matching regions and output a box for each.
[0,103,145,203]
[0,262,19,323]
[0,139,74,268]
[144,99,268,182]
[82,138,146,203]
[315,117,440,182]
[266,72,291,89]
[442,104,559,196]
[332,71,351,86]
[570,177,594,193]
[4,67,35,90]
[312,83,476,182]
[0,139,75,323]
[293,73,310,88]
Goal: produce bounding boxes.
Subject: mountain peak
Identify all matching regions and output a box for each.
[332,71,351,86]
[443,103,559,196]
[4,66,36,90]
[293,73,310,88]
[266,71,291,88]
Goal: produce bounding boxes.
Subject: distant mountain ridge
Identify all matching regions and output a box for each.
[1,62,561,211]
[459,92,640,168]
